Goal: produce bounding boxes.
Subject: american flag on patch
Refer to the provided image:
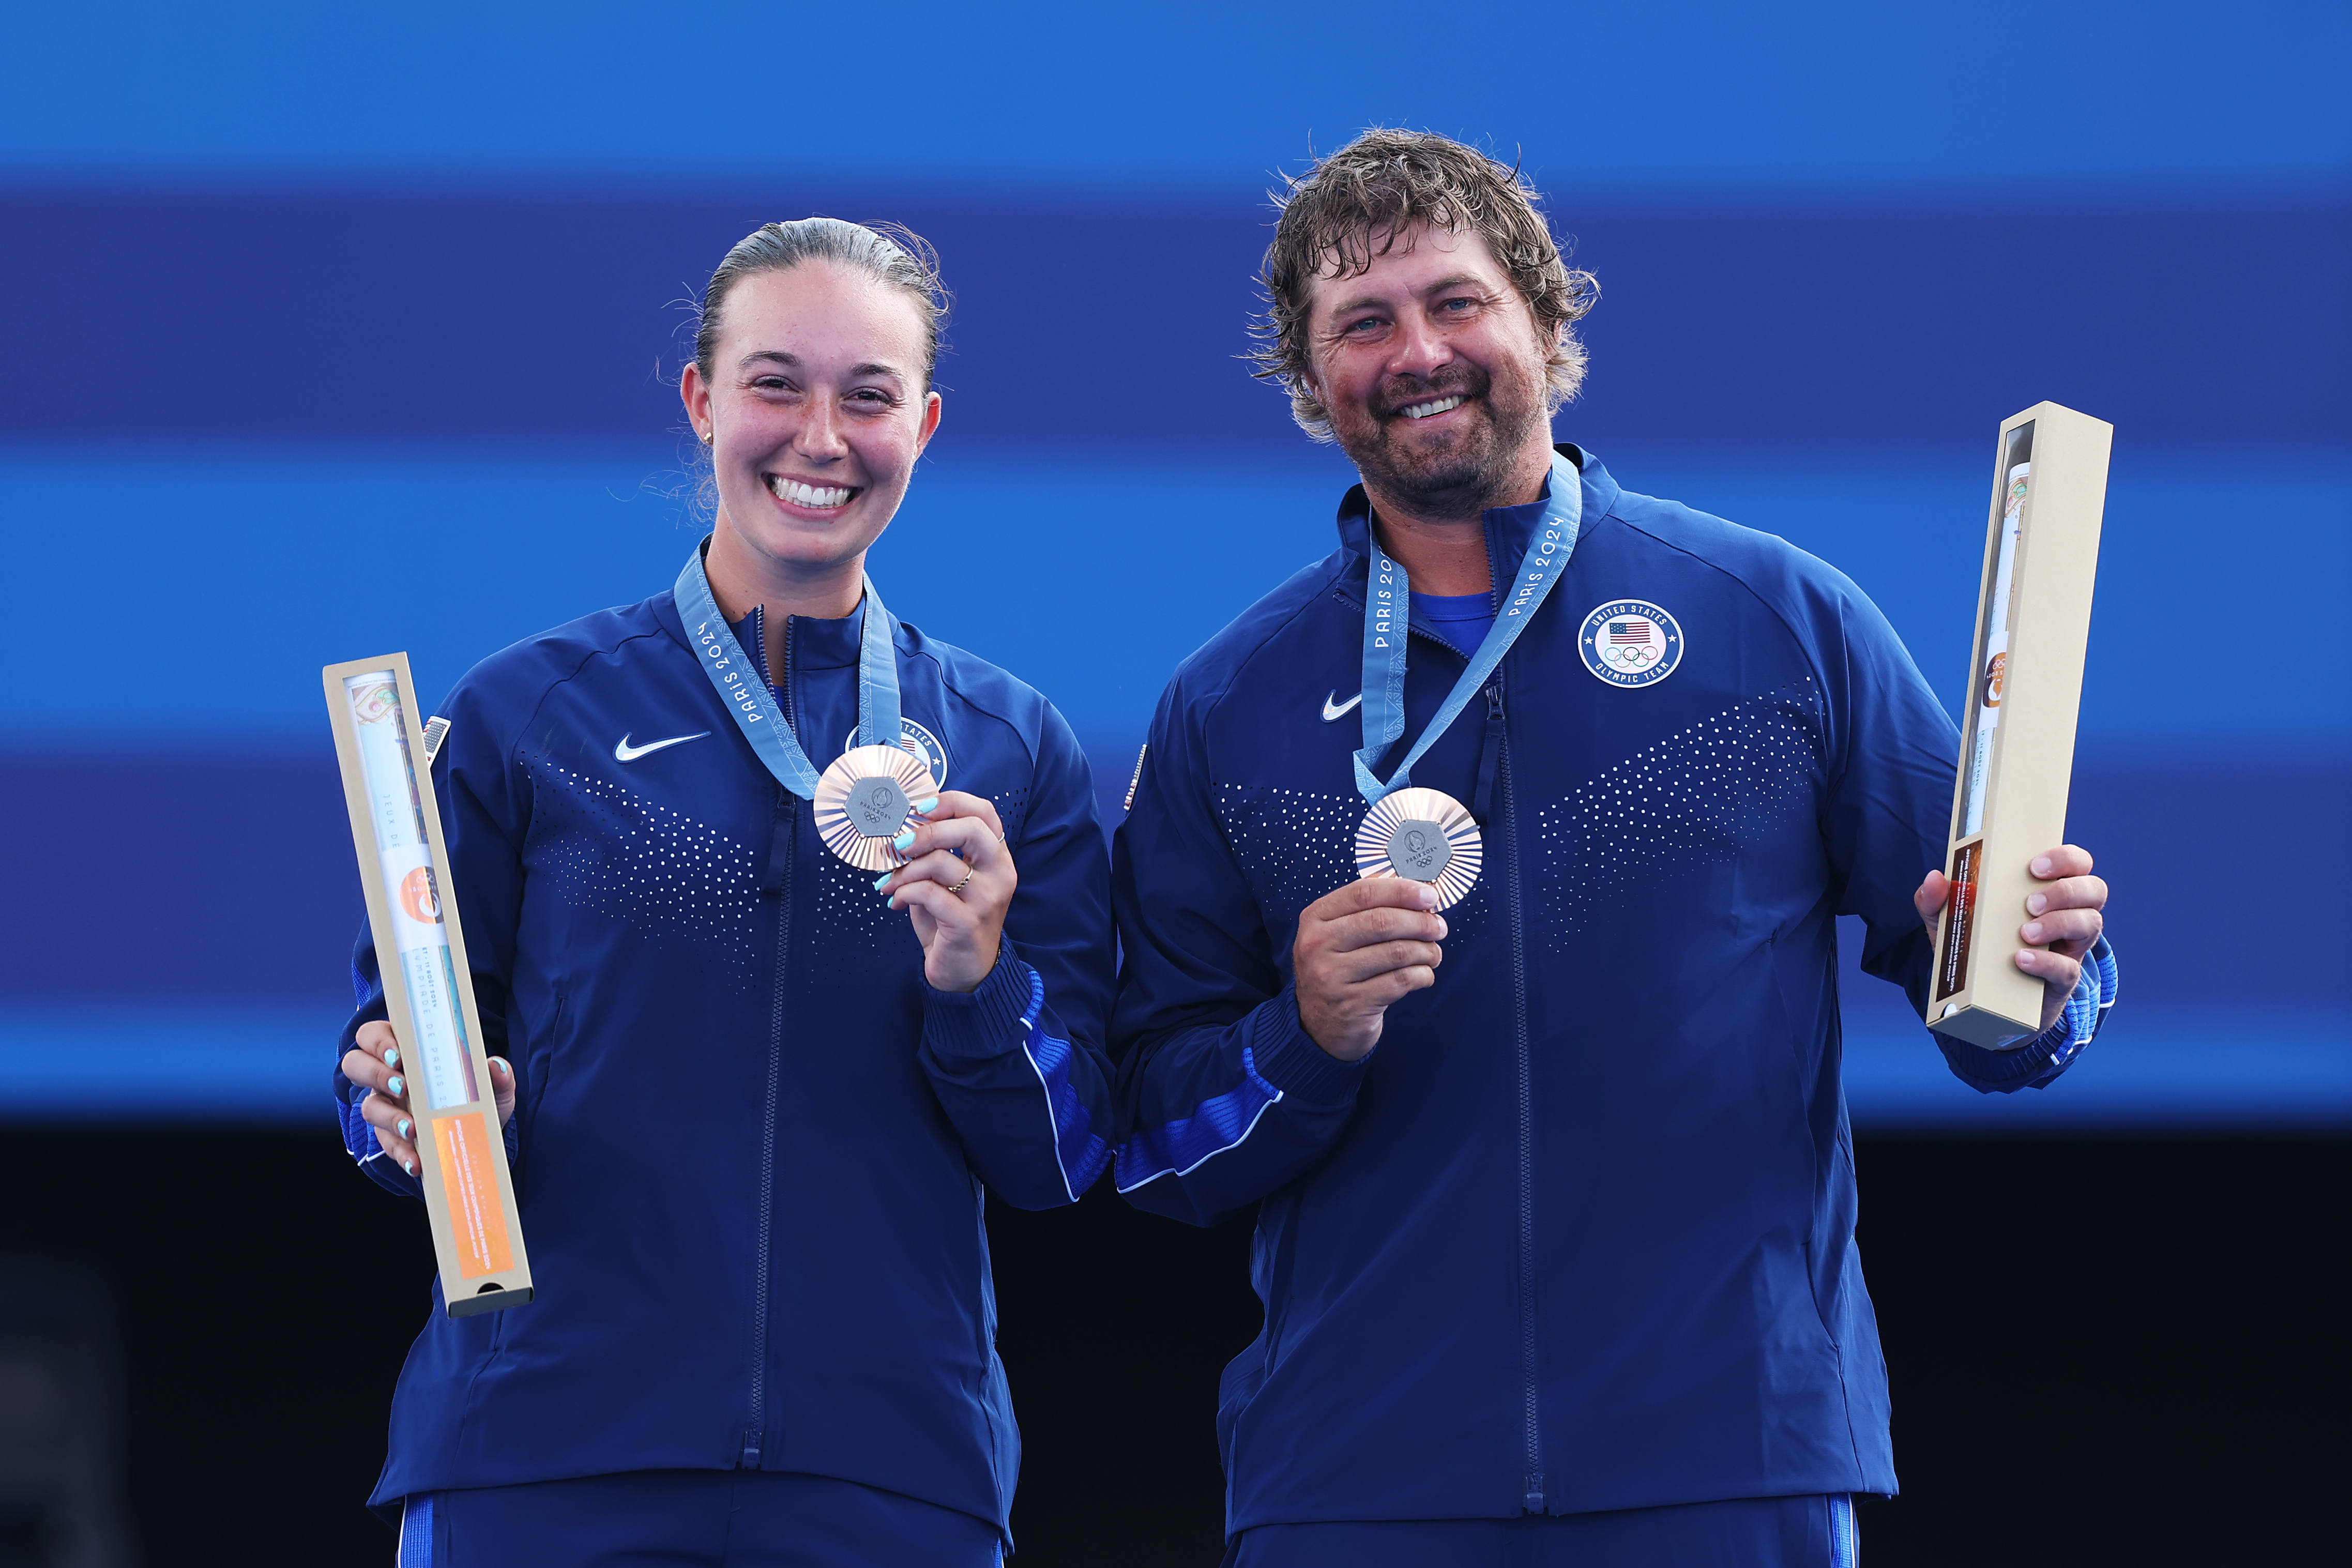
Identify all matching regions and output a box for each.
[1608,619,1652,644]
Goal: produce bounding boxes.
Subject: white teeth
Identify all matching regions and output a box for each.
[1402,395,1465,420]
[767,476,854,509]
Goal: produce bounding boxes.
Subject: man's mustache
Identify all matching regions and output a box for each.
[1373,367,1489,421]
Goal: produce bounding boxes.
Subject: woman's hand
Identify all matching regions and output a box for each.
[875,791,1016,993]
[341,1021,518,1177]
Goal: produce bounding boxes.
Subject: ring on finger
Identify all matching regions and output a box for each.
[948,869,976,895]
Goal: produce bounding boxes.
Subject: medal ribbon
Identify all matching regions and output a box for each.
[673,540,903,800]
[1354,449,1585,805]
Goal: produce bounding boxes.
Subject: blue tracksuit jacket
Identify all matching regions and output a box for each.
[1111,447,2116,1533]
[334,575,1115,1534]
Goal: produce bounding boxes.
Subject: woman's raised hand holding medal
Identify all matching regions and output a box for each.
[876,793,1018,993]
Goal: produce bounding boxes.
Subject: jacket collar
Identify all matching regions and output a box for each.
[730,600,869,688]
[1332,443,1619,594]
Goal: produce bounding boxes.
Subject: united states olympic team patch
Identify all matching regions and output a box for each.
[1579,599,1685,687]
[839,718,950,791]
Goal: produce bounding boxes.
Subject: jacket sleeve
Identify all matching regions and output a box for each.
[1107,681,1374,1228]
[1815,576,2120,1094]
[331,681,529,1197]
[917,701,1117,1209]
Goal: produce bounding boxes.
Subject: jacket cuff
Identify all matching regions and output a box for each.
[1937,935,2118,1094]
[1249,984,1373,1107]
[920,936,1036,1061]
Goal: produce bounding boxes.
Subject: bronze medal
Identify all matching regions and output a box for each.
[813,743,935,871]
[1354,786,1482,910]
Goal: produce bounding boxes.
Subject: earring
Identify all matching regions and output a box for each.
[701,429,714,446]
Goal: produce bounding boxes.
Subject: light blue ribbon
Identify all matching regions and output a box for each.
[673,540,902,800]
[1353,450,1585,804]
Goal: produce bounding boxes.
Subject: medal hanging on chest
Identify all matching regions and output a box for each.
[675,542,930,871]
[1348,451,1585,910]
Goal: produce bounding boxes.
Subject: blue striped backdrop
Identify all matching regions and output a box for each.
[2,2,2343,1126]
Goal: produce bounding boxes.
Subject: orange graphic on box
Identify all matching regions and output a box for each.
[400,865,443,924]
[432,1114,514,1278]
[1983,651,2007,708]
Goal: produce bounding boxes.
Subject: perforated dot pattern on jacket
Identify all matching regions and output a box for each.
[523,754,760,988]
[1213,783,1357,922]
[1533,679,1826,949]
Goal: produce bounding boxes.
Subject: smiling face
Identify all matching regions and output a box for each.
[1304,223,1557,516]
[681,260,941,583]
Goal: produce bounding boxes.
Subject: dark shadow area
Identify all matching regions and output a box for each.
[0,1131,2335,1564]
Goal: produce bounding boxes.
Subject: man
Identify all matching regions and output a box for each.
[1111,130,2116,1566]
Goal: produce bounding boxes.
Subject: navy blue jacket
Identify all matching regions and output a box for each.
[1111,448,2116,1533]
[335,575,1115,1534]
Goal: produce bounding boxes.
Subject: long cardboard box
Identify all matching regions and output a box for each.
[324,653,534,1316]
[1929,402,2111,1050]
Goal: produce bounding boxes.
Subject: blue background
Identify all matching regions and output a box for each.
[2,0,2344,1128]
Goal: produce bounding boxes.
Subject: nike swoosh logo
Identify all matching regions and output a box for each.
[614,731,711,763]
[1322,691,1364,722]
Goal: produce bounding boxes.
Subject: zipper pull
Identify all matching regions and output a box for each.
[760,786,797,896]
[1474,682,1507,821]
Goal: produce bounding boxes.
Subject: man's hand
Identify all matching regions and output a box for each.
[1294,877,1447,1062]
[877,791,1015,994]
[1914,844,2108,1035]
[341,1020,518,1177]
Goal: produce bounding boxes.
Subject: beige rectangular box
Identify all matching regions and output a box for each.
[324,653,534,1317]
[1929,401,2111,1050]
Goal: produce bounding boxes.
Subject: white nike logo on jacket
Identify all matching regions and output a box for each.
[614,732,711,762]
[1322,692,1364,722]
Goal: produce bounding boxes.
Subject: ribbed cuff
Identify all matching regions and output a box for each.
[1936,936,2117,1095]
[1937,1023,2065,1091]
[920,936,1035,1060]
[1249,984,1374,1106]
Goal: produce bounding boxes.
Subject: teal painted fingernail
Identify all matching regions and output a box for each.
[915,797,940,813]
[383,1047,399,1067]
[387,1074,404,1096]
[892,830,916,851]
[403,1160,417,1176]
[872,872,892,891]
[397,1118,412,1139]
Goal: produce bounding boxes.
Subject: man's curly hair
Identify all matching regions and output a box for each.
[1249,128,1599,442]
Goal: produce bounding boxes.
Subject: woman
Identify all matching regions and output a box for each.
[336,219,1114,1566]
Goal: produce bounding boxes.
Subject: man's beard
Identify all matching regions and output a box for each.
[1328,361,1549,516]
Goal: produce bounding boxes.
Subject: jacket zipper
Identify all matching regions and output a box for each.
[741,615,797,1468]
[1497,681,1544,1513]
[1474,514,1546,1513]
[1345,576,1544,1503]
